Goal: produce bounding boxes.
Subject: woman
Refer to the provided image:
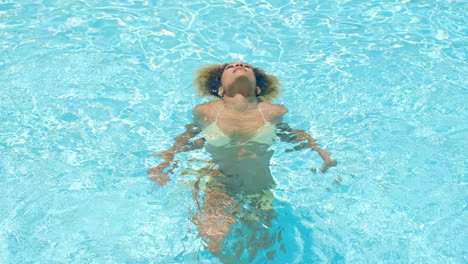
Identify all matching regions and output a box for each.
[148,62,336,261]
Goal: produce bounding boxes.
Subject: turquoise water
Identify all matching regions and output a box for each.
[0,0,466,263]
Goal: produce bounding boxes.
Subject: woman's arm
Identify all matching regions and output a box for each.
[276,122,337,172]
[147,123,205,186]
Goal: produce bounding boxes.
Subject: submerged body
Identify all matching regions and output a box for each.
[199,100,280,193]
[191,99,284,257]
[206,143,274,193]
[148,62,336,262]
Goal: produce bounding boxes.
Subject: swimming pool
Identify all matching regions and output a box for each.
[0,0,466,263]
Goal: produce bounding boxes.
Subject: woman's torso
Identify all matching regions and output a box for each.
[197,101,284,193]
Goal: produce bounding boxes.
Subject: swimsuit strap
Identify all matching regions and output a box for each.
[258,105,267,122]
[215,103,225,121]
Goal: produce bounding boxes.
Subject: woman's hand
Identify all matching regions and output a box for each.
[277,122,338,173]
[147,160,177,187]
[320,157,337,173]
[147,122,204,187]
[316,149,337,173]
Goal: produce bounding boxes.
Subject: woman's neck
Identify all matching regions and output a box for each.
[222,94,258,112]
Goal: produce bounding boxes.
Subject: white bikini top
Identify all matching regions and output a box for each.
[201,104,276,147]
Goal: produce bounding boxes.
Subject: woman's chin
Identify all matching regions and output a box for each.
[232,75,255,87]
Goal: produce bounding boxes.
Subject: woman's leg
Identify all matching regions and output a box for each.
[234,190,279,262]
[192,180,240,253]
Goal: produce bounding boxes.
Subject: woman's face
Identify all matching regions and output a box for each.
[220,62,256,90]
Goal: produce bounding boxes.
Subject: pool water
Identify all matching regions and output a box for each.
[0,0,466,263]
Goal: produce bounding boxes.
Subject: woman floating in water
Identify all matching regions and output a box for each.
[148,62,336,262]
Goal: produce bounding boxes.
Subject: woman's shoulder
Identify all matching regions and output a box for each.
[193,100,223,114]
[259,101,288,115]
[259,101,288,122]
[193,100,223,125]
